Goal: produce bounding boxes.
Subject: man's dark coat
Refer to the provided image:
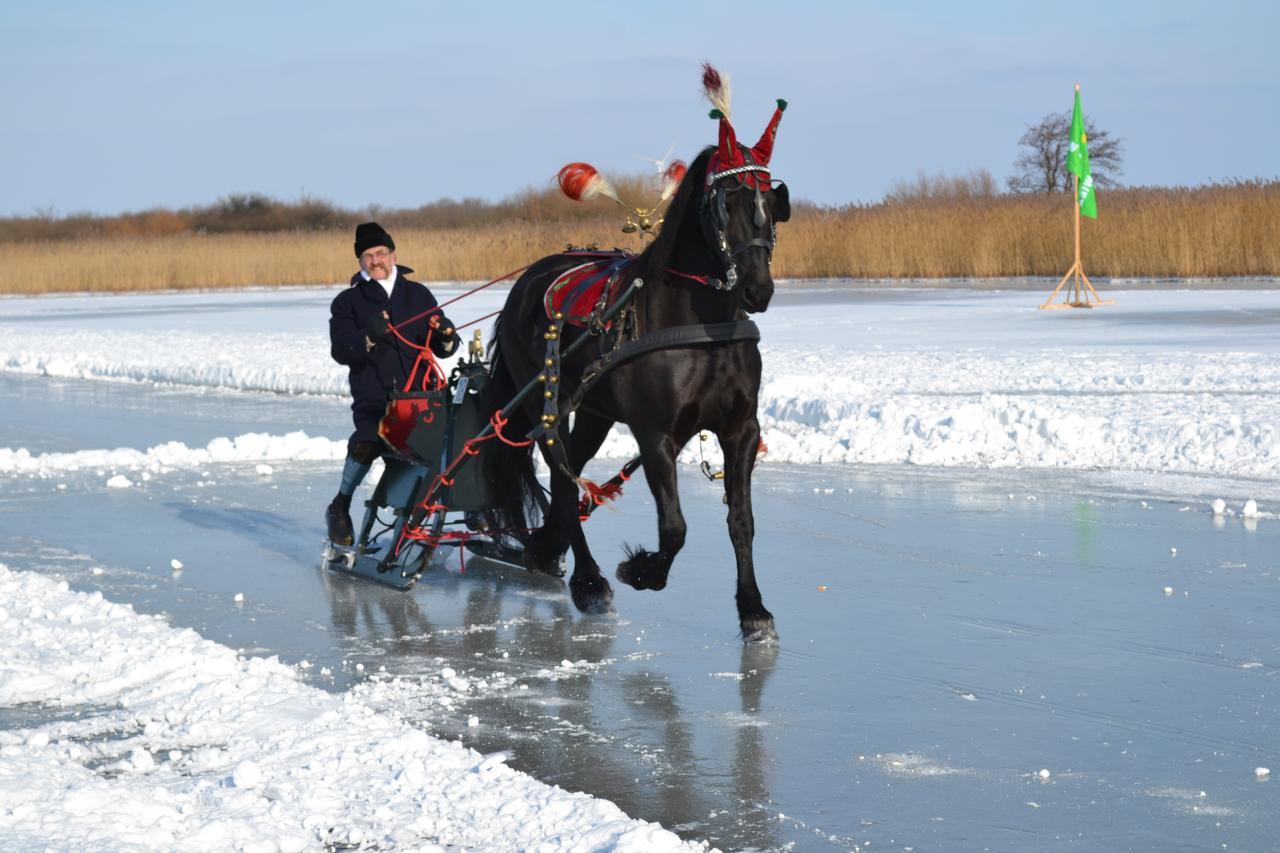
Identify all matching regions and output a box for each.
[329,266,457,451]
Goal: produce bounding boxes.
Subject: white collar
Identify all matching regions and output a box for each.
[360,265,398,298]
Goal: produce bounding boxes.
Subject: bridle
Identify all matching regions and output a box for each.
[698,153,784,292]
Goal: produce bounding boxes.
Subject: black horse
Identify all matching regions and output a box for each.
[485,136,790,642]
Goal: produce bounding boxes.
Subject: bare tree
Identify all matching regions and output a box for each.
[1008,111,1124,194]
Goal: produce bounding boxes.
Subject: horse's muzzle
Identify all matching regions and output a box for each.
[742,277,774,314]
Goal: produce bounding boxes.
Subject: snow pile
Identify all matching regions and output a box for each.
[754,385,1280,477]
[0,564,704,851]
[1,329,351,396]
[0,431,344,478]
[3,286,1279,483]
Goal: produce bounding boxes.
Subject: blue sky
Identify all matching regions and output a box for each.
[3,0,1276,215]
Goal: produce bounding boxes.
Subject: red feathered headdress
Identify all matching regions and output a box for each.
[702,63,786,189]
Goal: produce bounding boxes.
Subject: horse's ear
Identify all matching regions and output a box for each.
[771,182,790,223]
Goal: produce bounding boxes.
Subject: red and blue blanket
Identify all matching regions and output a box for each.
[544,253,633,327]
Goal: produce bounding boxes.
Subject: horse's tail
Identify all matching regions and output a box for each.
[483,315,543,545]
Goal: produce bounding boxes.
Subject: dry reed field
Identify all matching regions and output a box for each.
[2,182,1277,294]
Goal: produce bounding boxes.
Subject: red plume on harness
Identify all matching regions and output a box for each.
[702,63,741,169]
[701,63,785,189]
[557,162,619,202]
[659,159,687,201]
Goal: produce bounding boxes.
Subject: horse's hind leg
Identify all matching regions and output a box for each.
[616,428,685,592]
[718,416,776,643]
[546,412,616,613]
[522,487,570,579]
[521,407,615,577]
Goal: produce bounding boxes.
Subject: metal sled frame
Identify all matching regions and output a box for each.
[322,455,438,589]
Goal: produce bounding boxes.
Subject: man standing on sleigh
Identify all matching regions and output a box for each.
[325,222,461,544]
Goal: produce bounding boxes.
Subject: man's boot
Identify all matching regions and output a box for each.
[326,494,354,545]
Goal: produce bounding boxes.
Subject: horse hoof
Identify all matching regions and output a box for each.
[615,549,669,591]
[570,576,615,615]
[740,616,779,645]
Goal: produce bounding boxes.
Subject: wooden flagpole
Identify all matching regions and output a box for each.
[1041,85,1114,310]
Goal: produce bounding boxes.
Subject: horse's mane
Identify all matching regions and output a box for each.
[631,146,714,281]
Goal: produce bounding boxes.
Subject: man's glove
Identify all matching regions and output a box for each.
[430,313,462,358]
[437,329,463,357]
[363,313,394,345]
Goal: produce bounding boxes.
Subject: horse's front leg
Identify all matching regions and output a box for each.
[616,428,685,592]
[718,416,776,643]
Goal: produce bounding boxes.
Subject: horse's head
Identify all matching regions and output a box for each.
[640,66,789,315]
[701,151,789,314]
[697,66,789,314]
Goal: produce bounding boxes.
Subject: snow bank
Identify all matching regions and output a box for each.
[0,431,344,478]
[3,287,1278,483]
[1,330,350,396]
[0,564,704,852]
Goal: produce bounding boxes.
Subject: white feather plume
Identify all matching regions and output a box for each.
[702,65,732,121]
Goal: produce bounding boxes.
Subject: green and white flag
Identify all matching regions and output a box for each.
[1066,87,1097,218]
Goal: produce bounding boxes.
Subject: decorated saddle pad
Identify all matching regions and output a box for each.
[544,255,632,326]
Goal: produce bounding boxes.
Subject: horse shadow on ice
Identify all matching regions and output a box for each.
[317,548,783,850]
[608,644,781,850]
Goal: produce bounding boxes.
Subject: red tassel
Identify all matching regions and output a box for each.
[577,478,625,521]
[701,63,732,120]
[660,160,687,201]
[700,63,741,167]
[701,63,722,98]
[557,162,598,201]
[557,162,618,202]
[579,477,625,507]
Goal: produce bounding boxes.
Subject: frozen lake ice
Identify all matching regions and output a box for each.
[1,281,1277,850]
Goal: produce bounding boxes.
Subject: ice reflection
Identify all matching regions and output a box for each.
[314,553,783,851]
[730,644,780,850]
[319,550,578,667]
